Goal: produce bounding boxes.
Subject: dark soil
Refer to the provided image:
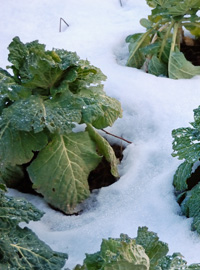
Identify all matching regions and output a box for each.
[88,143,124,190]
[180,38,200,66]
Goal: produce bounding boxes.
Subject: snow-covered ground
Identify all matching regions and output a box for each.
[2,0,200,268]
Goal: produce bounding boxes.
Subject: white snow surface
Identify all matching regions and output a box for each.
[2,0,200,268]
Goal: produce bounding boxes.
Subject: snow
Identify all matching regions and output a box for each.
[2,0,200,268]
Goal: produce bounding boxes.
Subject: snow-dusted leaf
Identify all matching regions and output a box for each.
[87,124,119,178]
[0,189,67,269]
[136,226,168,269]
[157,252,188,269]
[27,132,101,214]
[172,127,200,163]
[173,161,193,191]
[181,183,200,234]
[0,67,30,101]
[2,95,48,133]
[0,227,67,270]
[80,85,122,129]
[82,233,150,270]
[0,190,43,227]
[167,0,200,16]
[169,51,200,79]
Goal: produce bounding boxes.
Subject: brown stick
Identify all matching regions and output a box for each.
[59,18,69,32]
[101,129,132,144]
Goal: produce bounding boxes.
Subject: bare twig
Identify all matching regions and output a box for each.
[59,17,69,32]
[119,0,123,7]
[101,129,132,144]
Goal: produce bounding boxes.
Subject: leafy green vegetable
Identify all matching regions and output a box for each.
[27,132,101,214]
[136,226,168,269]
[0,189,68,269]
[0,37,122,214]
[126,0,200,79]
[172,105,200,235]
[86,124,119,178]
[73,227,200,270]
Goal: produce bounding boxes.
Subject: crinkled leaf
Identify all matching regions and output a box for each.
[68,59,107,94]
[0,164,24,188]
[135,226,168,269]
[167,0,200,17]
[148,55,168,76]
[80,85,122,129]
[169,51,200,79]
[172,127,200,163]
[0,226,67,270]
[157,252,188,269]
[173,161,193,191]
[7,37,106,99]
[0,67,31,101]
[0,190,43,228]
[7,37,75,90]
[87,124,119,177]
[126,31,152,68]
[2,93,84,134]
[27,132,101,214]
[74,227,200,270]
[2,95,48,133]
[82,234,150,270]
[44,90,83,134]
[181,183,200,234]
[0,120,48,166]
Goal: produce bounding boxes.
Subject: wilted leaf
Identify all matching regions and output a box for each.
[87,124,119,178]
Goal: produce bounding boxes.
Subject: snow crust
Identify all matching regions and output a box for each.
[2,0,200,268]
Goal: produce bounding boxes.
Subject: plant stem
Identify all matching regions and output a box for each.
[126,19,165,66]
[101,129,132,144]
[159,21,174,60]
[170,20,181,53]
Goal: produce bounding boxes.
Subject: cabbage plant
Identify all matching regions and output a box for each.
[126,0,200,79]
[0,37,122,214]
[73,227,200,270]
[172,105,200,235]
[0,184,68,269]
